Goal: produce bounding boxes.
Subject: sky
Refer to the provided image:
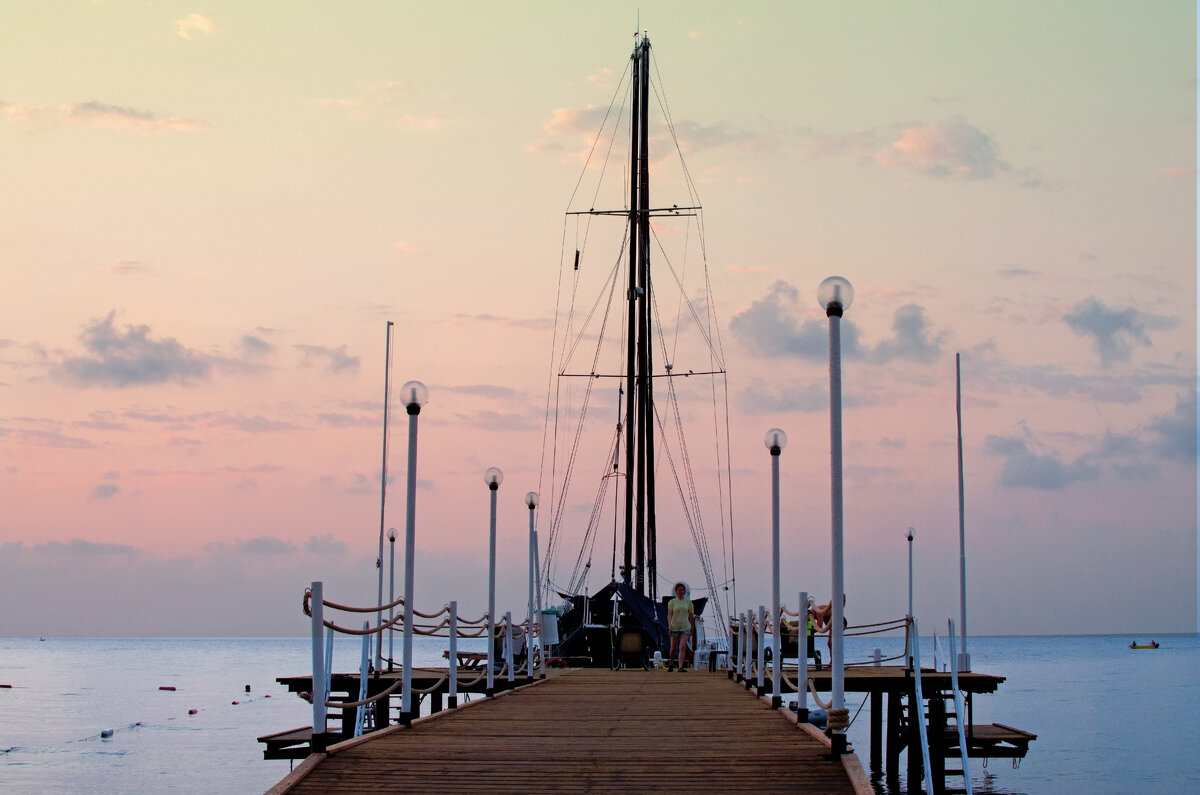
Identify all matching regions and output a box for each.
[1,2,1195,639]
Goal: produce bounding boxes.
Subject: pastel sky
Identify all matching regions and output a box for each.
[1,2,1195,638]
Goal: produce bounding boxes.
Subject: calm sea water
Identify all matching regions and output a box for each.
[1,634,1195,793]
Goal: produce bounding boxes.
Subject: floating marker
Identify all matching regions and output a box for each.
[100,728,114,738]
[231,700,239,705]
[244,684,251,693]
[264,694,271,698]
[0,684,12,688]
[158,686,176,691]
[188,709,198,715]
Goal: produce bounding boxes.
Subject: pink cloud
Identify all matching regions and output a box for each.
[0,100,209,134]
[876,121,1002,179]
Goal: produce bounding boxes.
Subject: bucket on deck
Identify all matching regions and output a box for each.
[540,608,560,646]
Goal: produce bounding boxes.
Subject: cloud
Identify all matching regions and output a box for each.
[993,267,1041,279]
[1,100,209,134]
[12,539,137,556]
[440,384,519,400]
[232,536,297,555]
[877,121,1003,179]
[806,120,1009,181]
[741,382,828,414]
[206,413,298,434]
[984,434,1099,490]
[55,312,211,387]
[175,13,215,39]
[731,282,941,364]
[5,428,96,448]
[90,483,120,500]
[396,114,453,131]
[868,304,944,364]
[238,334,274,357]
[729,281,853,359]
[68,101,208,134]
[295,343,359,374]
[109,260,150,275]
[316,412,377,428]
[880,437,906,449]
[305,534,348,555]
[1146,392,1197,462]
[1063,296,1177,366]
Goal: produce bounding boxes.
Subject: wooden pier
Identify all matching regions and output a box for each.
[268,668,872,794]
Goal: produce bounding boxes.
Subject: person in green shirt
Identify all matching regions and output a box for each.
[666,582,694,671]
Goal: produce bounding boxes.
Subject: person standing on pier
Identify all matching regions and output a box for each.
[667,582,695,671]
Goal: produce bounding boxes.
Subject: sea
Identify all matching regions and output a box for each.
[1,633,1195,794]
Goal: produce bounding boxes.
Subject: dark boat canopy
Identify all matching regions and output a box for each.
[557,580,707,651]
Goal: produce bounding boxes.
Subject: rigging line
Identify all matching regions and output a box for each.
[648,226,724,368]
[565,436,619,594]
[563,58,633,213]
[650,61,704,211]
[721,371,738,622]
[652,397,726,640]
[545,253,623,585]
[538,213,574,561]
[560,243,626,370]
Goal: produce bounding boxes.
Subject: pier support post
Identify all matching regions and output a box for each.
[886,690,902,782]
[870,690,883,774]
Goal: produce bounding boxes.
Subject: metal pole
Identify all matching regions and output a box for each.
[533,529,545,679]
[448,601,458,708]
[310,581,327,749]
[827,295,847,755]
[487,481,498,697]
[770,439,782,709]
[400,404,419,725]
[797,590,808,722]
[376,322,392,673]
[505,611,515,683]
[907,528,914,621]
[388,531,396,670]
[756,604,766,691]
[527,523,535,681]
[956,352,970,672]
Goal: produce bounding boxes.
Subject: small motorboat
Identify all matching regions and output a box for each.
[1129,641,1160,649]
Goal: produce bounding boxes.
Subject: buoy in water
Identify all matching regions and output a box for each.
[245,684,251,693]
[264,694,271,698]
[188,708,198,715]
[0,684,12,688]
[158,686,176,691]
[231,700,239,705]
[100,728,114,738]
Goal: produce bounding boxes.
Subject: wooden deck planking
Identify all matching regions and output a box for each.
[279,669,860,794]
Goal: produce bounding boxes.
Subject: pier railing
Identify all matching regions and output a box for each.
[304,581,540,744]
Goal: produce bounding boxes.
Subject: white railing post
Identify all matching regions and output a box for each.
[948,619,974,795]
[505,612,515,683]
[797,590,809,722]
[448,600,459,709]
[910,617,934,788]
[533,529,546,679]
[756,605,766,691]
[310,581,327,747]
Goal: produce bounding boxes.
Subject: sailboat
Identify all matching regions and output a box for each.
[537,34,733,669]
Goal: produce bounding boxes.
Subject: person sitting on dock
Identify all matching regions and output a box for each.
[667,582,694,672]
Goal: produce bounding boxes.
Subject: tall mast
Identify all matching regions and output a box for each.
[638,35,657,602]
[621,35,655,597]
[622,38,641,590]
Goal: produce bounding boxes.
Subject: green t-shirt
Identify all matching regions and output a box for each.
[667,597,693,632]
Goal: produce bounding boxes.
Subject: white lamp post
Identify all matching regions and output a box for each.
[819,275,853,756]
[906,526,915,672]
[399,380,427,727]
[765,427,787,709]
[525,491,540,681]
[485,466,503,697]
[387,527,397,671]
